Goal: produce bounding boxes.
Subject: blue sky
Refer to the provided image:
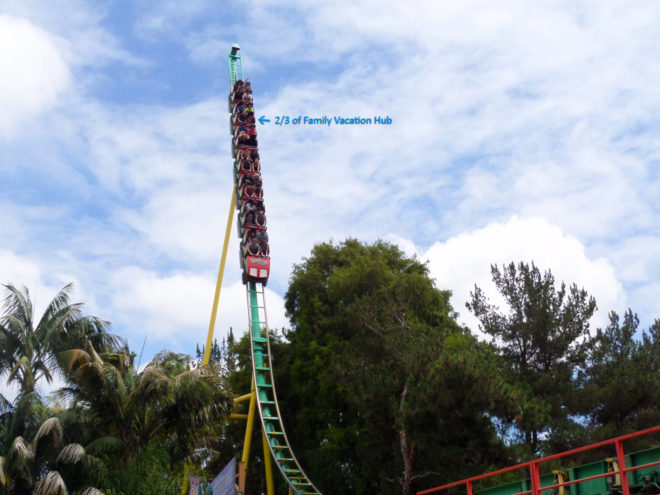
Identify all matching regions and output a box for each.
[1,1,659,385]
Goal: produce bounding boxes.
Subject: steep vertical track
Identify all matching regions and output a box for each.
[228,42,321,494]
[245,282,322,494]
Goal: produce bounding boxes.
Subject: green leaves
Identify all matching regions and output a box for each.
[0,283,122,399]
[0,283,232,495]
[577,310,660,440]
[278,239,508,494]
[467,261,598,453]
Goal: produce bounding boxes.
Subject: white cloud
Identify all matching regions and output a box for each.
[1,0,659,362]
[0,15,70,137]
[109,267,287,353]
[1,1,143,68]
[0,249,71,318]
[420,216,626,335]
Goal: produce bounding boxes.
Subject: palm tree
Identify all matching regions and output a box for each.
[0,283,122,494]
[0,283,121,397]
[59,345,233,494]
[0,411,106,495]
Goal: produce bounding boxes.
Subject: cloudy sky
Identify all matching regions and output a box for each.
[1,0,659,371]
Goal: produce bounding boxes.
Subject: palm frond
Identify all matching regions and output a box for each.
[0,456,7,486]
[11,390,42,419]
[2,284,33,330]
[33,417,64,451]
[68,316,121,353]
[4,315,27,344]
[8,355,35,391]
[9,436,34,461]
[60,348,93,372]
[81,454,110,488]
[33,470,69,495]
[84,436,123,456]
[40,304,81,344]
[57,443,85,464]
[76,487,105,495]
[0,392,11,414]
[37,283,76,331]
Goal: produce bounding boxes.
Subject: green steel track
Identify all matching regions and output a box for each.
[246,282,322,494]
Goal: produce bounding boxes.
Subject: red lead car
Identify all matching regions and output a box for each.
[244,255,270,285]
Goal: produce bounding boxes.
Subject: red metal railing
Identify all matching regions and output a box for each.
[417,425,660,495]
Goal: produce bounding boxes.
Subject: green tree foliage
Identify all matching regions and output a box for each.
[0,284,120,494]
[0,412,107,495]
[0,283,119,397]
[467,262,597,454]
[60,347,233,470]
[0,283,235,494]
[195,330,237,378]
[578,311,660,440]
[280,239,509,495]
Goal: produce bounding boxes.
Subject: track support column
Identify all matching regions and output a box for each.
[239,382,257,492]
[203,185,236,366]
[615,439,631,495]
[262,428,275,495]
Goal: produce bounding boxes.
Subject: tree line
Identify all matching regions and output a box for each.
[212,240,660,494]
[1,239,659,494]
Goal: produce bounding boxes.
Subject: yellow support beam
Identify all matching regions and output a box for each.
[203,185,236,367]
[180,470,189,495]
[234,393,252,403]
[242,384,257,466]
[262,428,275,495]
[239,381,257,493]
[228,413,249,421]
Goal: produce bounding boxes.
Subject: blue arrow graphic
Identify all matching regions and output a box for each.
[259,115,271,124]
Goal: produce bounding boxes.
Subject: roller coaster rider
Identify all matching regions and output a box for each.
[232,75,270,287]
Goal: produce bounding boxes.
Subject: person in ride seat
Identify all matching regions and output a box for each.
[240,180,252,198]
[247,184,263,199]
[240,172,258,186]
[255,209,266,227]
[259,238,269,257]
[245,239,262,256]
[244,182,263,200]
[237,131,250,144]
[239,148,252,162]
[239,154,252,173]
[250,157,260,173]
[244,211,256,227]
[242,129,257,146]
[239,172,251,188]
[236,101,254,115]
[245,228,261,256]
[233,80,244,99]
